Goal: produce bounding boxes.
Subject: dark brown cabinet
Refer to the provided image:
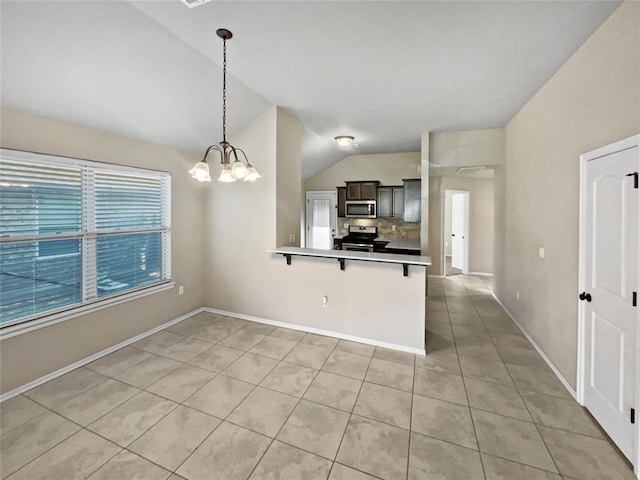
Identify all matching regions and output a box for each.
[346,182,361,200]
[403,179,421,223]
[377,187,393,217]
[377,186,404,218]
[360,182,378,200]
[345,181,379,200]
[337,187,346,217]
[393,187,404,217]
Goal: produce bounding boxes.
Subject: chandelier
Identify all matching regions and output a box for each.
[189,29,261,183]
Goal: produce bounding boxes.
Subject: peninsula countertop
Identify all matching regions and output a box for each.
[377,238,421,251]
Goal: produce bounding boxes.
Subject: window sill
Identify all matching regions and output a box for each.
[0,282,176,340]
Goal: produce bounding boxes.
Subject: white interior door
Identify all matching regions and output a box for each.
[306,191,337,250]
[451,192,469,272]
[582,145,638,462]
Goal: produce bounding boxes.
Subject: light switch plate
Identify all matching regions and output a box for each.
[538,247,545,259]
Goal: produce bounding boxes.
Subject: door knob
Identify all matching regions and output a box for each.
[579,292,592,302]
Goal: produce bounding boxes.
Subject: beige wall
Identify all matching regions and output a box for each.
[495,1,640,388]
[427,176,494,275]
[304,151,421,191]
[206,107,426,350]
[0,109,207,394]
[426,128,502,276]
[276,109,302,247]
[420,132,430,254]
[430,128,505,168]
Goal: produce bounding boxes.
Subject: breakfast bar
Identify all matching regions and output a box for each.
[268,246,431,277]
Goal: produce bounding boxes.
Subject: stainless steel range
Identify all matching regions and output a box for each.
[341,225,378,252]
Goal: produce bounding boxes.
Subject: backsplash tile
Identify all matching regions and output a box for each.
[338,217,420,239]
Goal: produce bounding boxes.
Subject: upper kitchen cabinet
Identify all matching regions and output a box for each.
[393,187,404,217]
[378,186,404,218]
[403,179,421,223]
[337,186,346,217]
[345,181,379,200]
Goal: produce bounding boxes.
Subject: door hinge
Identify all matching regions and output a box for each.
[626,172,639,189]
[633,291,637,307]
[631,408,636,424]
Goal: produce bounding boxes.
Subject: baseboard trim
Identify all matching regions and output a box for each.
[428,274,445,279]
[203,307,426,356]
[491,293,577,400]
[469,272,493,277]
[0,307,205,403]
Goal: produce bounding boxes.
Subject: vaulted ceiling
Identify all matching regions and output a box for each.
[0,1,621,178]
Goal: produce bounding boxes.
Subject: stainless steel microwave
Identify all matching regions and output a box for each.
[345,200,376,218]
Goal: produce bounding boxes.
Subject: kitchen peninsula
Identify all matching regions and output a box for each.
[266,246,431,353]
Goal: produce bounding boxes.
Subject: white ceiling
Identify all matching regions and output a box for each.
[0,1,621,178]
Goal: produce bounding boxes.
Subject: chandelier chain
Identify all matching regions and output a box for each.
[222,37,227,142]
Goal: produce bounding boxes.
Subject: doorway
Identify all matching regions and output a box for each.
[305,191,337,250]
[578,135,639,470]
[444,190,470,276]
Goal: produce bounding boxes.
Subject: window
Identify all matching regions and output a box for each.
[0,149,171,327]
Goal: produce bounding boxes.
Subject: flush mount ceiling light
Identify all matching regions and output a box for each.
[189,29,261,183]
[335,135,355,147]
[179,0,214,9]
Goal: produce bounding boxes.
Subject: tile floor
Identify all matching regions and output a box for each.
[0,275,636,479]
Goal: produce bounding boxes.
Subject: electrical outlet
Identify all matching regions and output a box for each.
[289,234,296,243]
[392,224,396,231]
[179,285,184,296]
[516,291,520,301]
[322,296,328,308]
[538,247,545,259]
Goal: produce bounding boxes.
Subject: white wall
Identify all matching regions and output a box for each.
[206,107,426,351]
[0,109,207,394]
[495,1,640,387]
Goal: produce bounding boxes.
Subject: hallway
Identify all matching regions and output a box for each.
[425,274,634,479]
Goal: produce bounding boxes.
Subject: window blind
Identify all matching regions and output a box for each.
[0,150,171,327]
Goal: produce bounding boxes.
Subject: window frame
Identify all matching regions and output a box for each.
[0,148,173,337]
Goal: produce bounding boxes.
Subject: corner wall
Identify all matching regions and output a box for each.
[276,109,302,247]
[0,109,207,394]
[495,1,640,387]
[205,107,426,350]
